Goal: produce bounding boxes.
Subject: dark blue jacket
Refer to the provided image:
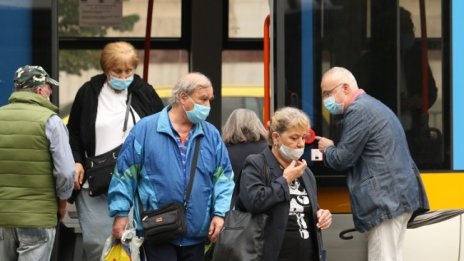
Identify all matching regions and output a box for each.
[226,140,268,182]
[324,93,429,232]
[238,147,327,261]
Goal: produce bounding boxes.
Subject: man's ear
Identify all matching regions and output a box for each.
[341,83,346,91]
[342,83,350,94]
[179,91,188,103]
[35,86,43,95]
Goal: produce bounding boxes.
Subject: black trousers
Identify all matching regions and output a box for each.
[142,241,204,261]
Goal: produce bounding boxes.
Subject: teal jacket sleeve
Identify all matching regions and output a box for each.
[108,131,141,217]
[211,132,235,217]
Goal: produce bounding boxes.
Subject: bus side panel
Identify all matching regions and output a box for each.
[403,215,462,261]
[453,0,464,170]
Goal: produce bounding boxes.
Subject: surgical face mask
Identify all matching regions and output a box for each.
[185,101,210,124]
[279,144,304,161]
[323,96,344,115]
[109,75,134,90]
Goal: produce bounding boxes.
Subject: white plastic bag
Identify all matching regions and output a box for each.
[101,226,144,261]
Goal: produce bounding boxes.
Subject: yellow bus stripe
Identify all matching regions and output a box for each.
[318,173,464,213]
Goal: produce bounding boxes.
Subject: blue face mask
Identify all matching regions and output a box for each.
[185,102,210,124]
[323,96,344,115]
[109,75,134,90]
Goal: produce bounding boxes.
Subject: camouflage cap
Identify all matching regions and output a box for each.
[14,65,59,89]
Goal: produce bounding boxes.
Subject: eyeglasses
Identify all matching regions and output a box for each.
[322,83,344,99]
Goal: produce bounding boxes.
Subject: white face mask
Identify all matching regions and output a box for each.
[279,144,304,161]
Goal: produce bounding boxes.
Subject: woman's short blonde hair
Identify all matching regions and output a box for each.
[268,107,311,144]
[100,41,139,73]
[222,108,268,145]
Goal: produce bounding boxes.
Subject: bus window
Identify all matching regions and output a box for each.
[273,0,449,171]
[223,96,263,126]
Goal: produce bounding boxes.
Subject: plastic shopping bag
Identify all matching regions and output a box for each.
[101,227,144,261]
[102,239,131,261]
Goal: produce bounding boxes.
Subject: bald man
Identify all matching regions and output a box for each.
[316,67,429,261]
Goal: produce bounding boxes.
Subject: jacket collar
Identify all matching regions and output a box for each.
[8,91,58,113]
[262,146,281,171]
[156,105,204,140]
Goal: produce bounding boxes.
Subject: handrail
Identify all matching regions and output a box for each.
[419,0,429,113]
[143,0,155,81]
[263,14,271,126]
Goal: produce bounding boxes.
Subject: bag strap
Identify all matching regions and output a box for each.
[123,93,133,132]
[137,137,202,212]
[85,94,132,160]
[230,153,270,209]
[183,137,202,207]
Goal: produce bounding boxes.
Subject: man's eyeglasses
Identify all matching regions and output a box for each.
[322,83,344,98]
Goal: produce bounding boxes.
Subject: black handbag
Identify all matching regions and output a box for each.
[141,202,186,242]
[85,94,134,197]
[86,144,121,196]
[212,154,270,261]
[139,137,202,244]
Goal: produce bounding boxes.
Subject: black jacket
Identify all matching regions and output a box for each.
[67,73,164,164]
[237,147,327,261]
[226,141,268,182]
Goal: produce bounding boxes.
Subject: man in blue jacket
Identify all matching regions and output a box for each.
[316,67,429,261]
[108,72,234,260]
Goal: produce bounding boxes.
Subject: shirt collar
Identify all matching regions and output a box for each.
[348,88,365,104]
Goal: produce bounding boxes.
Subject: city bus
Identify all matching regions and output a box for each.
[1,1,463,260]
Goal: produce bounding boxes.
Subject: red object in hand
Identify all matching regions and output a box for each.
[305,129,316,144]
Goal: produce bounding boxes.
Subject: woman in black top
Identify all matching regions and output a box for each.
[67,41,163,261]
[222,108,268,181]
[238,107,332,261]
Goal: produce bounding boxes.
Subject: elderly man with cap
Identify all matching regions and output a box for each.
[0,65,75,261]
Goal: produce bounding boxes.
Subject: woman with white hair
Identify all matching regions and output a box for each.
[222,108,268,181]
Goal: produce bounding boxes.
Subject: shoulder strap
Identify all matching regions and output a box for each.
[137,136,202,212]
[123,93,133,132]
[261,153,271,185]
[183,137,202,208]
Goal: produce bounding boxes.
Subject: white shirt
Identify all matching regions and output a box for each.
[95,83,140,156]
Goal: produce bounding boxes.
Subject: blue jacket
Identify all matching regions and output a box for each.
[324,93,429,232]
[108,106,234,245]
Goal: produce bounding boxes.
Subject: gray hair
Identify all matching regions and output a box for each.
[222,108,268,145]
[15,85,43,93]
[323,67,358,88]
[15,86,36,92]
[268,107,311,145]
[169,72,212,104]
